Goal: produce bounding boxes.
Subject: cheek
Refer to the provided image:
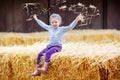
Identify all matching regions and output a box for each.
[56,22,60,25]
[55,23,60,26]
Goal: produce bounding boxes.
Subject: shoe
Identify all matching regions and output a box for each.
[31,70,41,76]
[31,64,41,76]
[37,62,49,73]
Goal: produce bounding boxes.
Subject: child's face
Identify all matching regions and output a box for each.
[50,18,60,28]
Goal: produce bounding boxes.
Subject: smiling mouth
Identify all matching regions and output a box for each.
[53,25,58,27]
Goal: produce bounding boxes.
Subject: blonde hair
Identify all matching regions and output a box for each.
[49,13,62,24]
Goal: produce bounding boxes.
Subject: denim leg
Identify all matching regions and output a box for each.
[36,47,48,65]
[45,46,62,62]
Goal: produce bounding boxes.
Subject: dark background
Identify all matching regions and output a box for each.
[0,0,120,32]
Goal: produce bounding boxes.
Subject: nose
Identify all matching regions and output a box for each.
[53,22,56,25]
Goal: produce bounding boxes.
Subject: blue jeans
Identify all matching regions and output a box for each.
[37,45,62,64]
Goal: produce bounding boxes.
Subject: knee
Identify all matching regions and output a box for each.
[46,51,53,56]
[38,52,43,56]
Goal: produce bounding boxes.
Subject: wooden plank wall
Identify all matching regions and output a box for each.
[107,0,120,29]
[49,0,102,29]
[0,0,48,32]
[0,0,119,32]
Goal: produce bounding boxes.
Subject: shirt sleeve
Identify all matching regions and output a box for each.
[36,19,49,31]
[62,20,78,32]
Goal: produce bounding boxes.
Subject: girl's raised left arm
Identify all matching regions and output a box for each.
[62,13,84,31]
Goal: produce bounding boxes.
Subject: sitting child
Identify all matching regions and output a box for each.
[31,13,84,76]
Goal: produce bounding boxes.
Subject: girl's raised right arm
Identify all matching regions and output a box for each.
[33,14,49,30]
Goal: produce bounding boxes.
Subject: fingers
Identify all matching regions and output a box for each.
[76,13,84,21]
[78,13,84,19]
[33,14,37,20]
[33,14,36,18]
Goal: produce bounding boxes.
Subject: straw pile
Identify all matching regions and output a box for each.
[0,30,120,46]
[0,30,120,80]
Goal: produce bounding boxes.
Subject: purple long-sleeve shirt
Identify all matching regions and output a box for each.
[36,19,78,46]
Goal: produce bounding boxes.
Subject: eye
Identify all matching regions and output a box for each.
[52,21,57,23]
[54,21,57,23]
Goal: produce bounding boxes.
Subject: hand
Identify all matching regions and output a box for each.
[33,14,38,20]
[76,13,84,21]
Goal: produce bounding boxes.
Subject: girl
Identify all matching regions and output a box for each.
[31,13,84,76]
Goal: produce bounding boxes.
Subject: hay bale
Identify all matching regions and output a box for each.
[0,32,48,46]
[0,42,120,80]
[0,30,120,46]
[0,30,120,80]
